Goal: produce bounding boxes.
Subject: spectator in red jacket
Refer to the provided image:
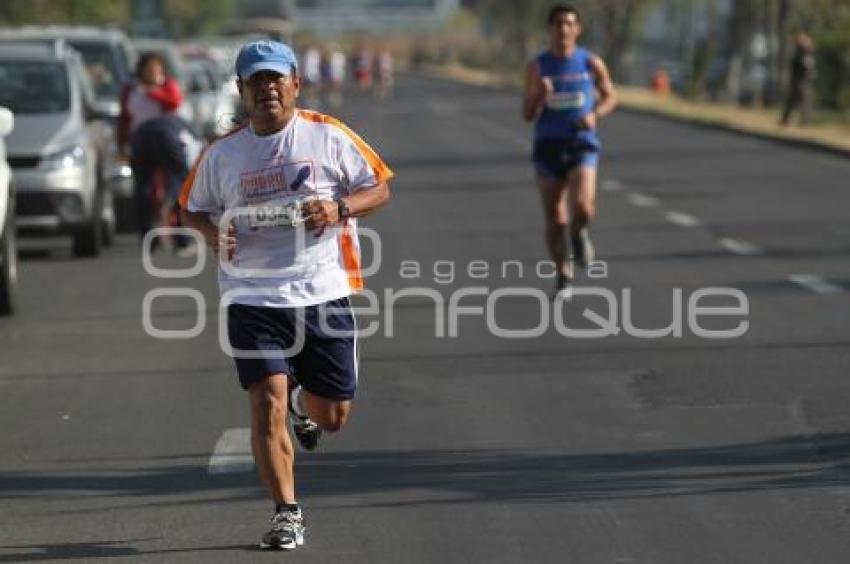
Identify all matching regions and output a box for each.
[118,53,183,158]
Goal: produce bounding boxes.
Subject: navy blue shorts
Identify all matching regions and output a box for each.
[533,138,600,180]
[226,298,358,400]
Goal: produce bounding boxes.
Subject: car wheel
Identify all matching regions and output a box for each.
[72,193,103,258]
[0,216,17,316]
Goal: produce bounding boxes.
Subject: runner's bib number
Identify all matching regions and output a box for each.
[248,201,308,229]
[547,91,585,110]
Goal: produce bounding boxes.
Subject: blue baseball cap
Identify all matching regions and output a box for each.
[235,40,298,80]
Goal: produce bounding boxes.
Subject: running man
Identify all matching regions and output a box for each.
[301,45,322,109]
[376,47,395,99]
[522,3,617,292]
[179,40,392,551]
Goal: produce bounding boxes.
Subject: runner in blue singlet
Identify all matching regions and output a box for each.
[522,3,618,294]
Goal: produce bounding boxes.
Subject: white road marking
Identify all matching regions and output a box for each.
[719,237,762,256]
[628,193,660,208]
[788,274,843,295]
[665,211,702,227]
[208,428,254,474]
[601,179,623,192]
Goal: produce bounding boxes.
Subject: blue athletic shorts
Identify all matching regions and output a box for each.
[533,138,599,180]
[226,297,358,400]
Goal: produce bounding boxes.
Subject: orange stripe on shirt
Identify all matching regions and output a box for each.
[178,123,247,210]
[299,109,394,184]
[339,224,364,292]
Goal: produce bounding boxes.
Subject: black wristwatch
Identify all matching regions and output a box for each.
[335,198,351,221]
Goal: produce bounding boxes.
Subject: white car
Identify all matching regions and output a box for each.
[0,106,15,315]
[0,42,116,257]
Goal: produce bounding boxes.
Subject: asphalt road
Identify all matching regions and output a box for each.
[2,73,850,563]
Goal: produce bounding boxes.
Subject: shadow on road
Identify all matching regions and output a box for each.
[0,540,257,562]
[2,433,849,510]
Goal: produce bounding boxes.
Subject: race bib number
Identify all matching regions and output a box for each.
[247,201,308,229]
[547,91,585,110]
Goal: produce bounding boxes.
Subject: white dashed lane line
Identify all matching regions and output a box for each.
[606,181,842,296]
[788,274,843,295]
[627,193,660,208]
[601,179,623,192]
[718,238,763,256]
[665,211,702,227]
[208,428,253,474]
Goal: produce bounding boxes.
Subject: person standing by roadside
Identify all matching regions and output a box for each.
[119,53,188,244]
[130,109,200,252]
[780,32,816,126]
[118,53,184,159]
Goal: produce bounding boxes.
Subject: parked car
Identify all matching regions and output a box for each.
[185,52,242,139]
[0,42,116,257]
[0,27,136,224]
[185,57,221,140]
[0,106,15,315]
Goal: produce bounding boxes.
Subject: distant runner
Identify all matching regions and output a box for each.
[353,45,373,93]
[522,3,617,293]
[180,40,392,551]
[301,45,322,109]
[376,47,394,99]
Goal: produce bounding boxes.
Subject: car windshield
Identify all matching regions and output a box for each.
[68,42,121,100]
[0,61,70,114]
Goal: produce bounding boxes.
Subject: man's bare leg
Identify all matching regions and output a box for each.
[567,165,597,267]
[538,177,572,283]
[249,373,296,504]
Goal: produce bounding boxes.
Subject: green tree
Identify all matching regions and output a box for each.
[585,0,657,79]
[0,0,129,27]
[164,0,238,38]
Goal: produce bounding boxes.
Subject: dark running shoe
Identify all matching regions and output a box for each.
[554,271,573,298]
[571,228,594,268]
[260,508,305,550]
[288,388,322,451]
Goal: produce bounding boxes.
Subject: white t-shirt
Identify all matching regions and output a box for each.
[126,84,166,134]
[179,109,393,308]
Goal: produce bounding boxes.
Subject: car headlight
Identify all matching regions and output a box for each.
[42,145,85,170]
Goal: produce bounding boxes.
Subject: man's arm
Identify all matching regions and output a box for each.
[591,55,618,119]
[180,209,236,259]
[342,180,391,219]
[302,181,391,236]
[576,56,618,130]
[522,60,550,122]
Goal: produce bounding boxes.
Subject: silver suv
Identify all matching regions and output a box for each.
[0,27,137,225]
[0,42,116,257]
[0,106,14,315]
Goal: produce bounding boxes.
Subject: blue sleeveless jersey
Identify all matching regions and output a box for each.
[534,47,600,149]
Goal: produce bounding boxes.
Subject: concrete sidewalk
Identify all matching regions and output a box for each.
[423,63,850,157]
